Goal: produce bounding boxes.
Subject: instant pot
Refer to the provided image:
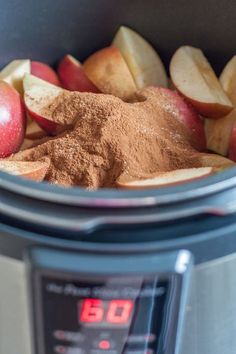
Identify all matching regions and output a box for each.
[1,1,236,354]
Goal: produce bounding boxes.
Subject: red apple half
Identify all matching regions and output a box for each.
[58,55,99,92]
[0,81,26,157]
[170,46,233,118]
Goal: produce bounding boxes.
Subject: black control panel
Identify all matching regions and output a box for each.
[27,248,192,354]
[40,276,169,354]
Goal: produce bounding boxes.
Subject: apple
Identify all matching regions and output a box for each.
[220,56,236,102]
[198,153,235,168]
[116,167,214,189]
[0,158,50,181]
[26,120,47,139]
[229,122,236,162]
[112,26,167,89]
[170,46,233,118]
[31,61,61,86]
[205,111,236,156]
[0,81,26,158]
[155,87,206,151]
[57,55,99,92]
[20,138,39,150]
[83,46,137,100]
[205,56,236,156]
[23,74,64,133]
[0,59,30,95]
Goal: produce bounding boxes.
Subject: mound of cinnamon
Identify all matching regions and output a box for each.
[12,87,204,188]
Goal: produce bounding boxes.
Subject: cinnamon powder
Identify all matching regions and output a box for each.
[13,87,202,188]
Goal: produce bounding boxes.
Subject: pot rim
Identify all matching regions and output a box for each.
[1,167,236,208]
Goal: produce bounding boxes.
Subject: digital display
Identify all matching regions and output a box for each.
[79,298,134,326]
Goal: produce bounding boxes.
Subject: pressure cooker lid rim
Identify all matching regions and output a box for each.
[1,167,236,208]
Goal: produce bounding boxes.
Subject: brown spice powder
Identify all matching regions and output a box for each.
[13,87,202,188]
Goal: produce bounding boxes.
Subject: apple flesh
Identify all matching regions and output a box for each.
[205,111,236,156]
[112,26,167,89]
[0,158,50,181]
[31,61,61,86]
[0,81,26,158]
[229,123,236,162]
[155,87,206,151]
[26,120,47,139]
[220,56,236,102]
[117,167,214,189]
[83,46,137,100]
[58,55,99,92]
[198,153,235,168]
[0,59,30,95]
[170,46,233,118]
[205,56,236,156]
[23,74,63,134]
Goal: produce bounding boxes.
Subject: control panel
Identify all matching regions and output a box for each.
[26,248,192,354]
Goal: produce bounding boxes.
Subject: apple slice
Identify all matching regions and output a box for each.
[170,46,233,118]
[23,74,81,126]
[0,59,30,95]
[58,55,99,92]
[83,47,137,100]
[198,153,235,168]
[0,81,26,158]
[31,61,61,86]
[112,26,167,89]
[205,56,236,156]
[220,56,236,102]
[229,122,236,162]
[205,111,236,156]
[23,74,64,133]
[0,158,50,181]
[26,120,47,139]
[117,167,214,189]
[20,135,50,151]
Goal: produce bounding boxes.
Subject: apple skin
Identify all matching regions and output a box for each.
[0,81,26,158]
[170,46,233,119]
[183,99,233,119]
[155,87,206,151]
[27,108,58,135]
[31,61,61,86]
[24,74,63,135]
[83,46,137,100]
[229,123,236,162]
[58,55,99,92]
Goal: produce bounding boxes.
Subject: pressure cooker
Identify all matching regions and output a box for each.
[1,1,236,354]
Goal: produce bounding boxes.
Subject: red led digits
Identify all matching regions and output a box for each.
[80,299,104,323]
[106,300,134,324]
[79,299,134,325]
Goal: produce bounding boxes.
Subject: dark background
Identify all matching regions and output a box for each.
[0,0,235,74]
